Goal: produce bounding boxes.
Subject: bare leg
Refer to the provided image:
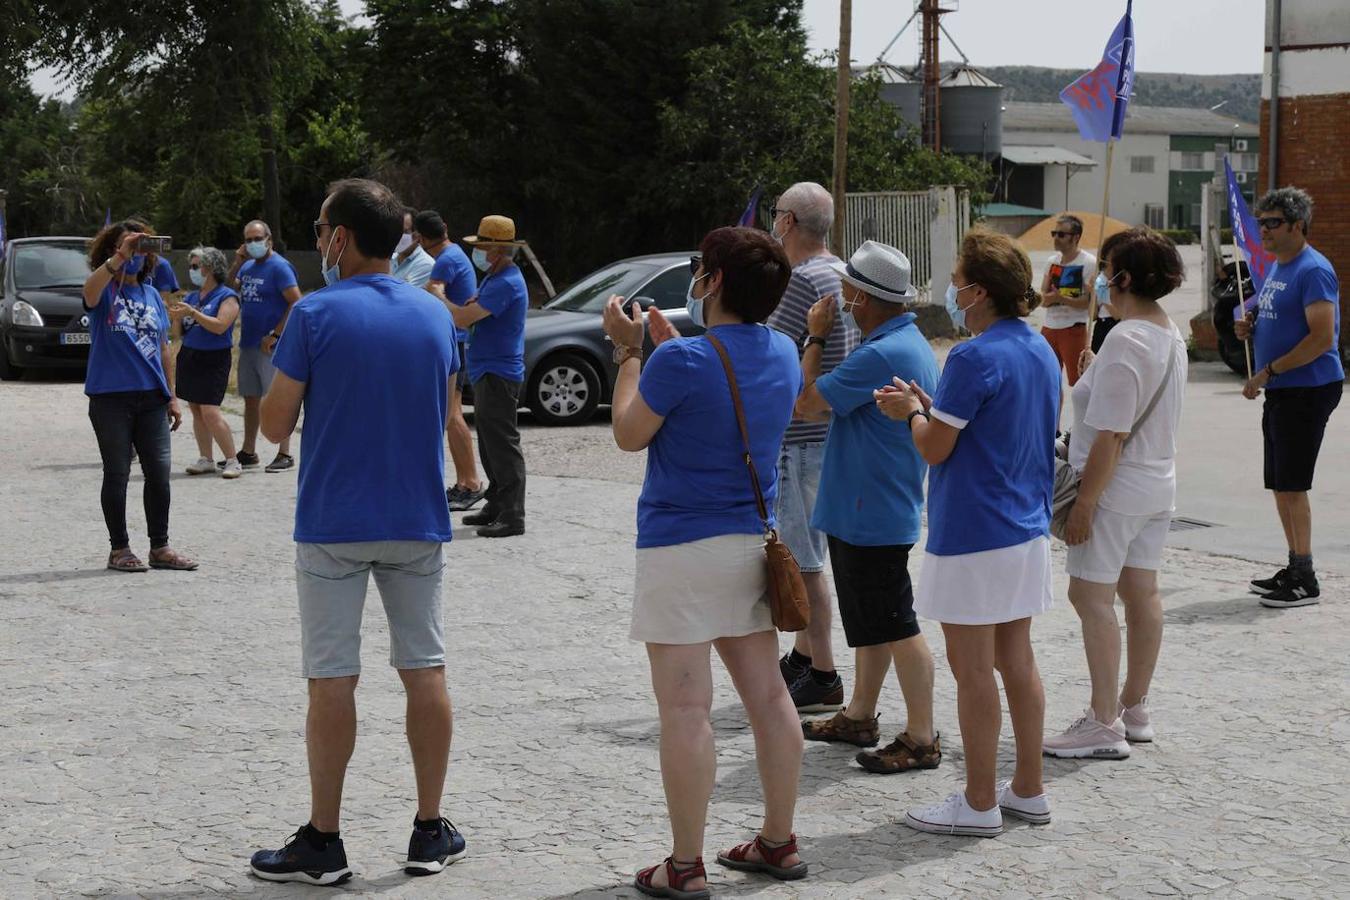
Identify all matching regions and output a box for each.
[645,642,714,892]
[307,675,358,832]
[993,618,1045,799]
[446,376,481,491]
[1277,491,1312,556]
[715,630,803,865]
[791,572,834,671]
[189,403,212,458]
[941,623,1000,811]
[279,433,292,457]
[1067,575,1121,723]
[398,666,452,820]
[889,634,935,744]
[1116,567,1163,708]
[201,405,236,459]
[243,396,261,455]
[842,643,892,720]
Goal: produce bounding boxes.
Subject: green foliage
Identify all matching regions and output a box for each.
[1158,228,1197,245]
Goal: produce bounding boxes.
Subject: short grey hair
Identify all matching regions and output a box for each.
[190,246,230,283]
[244,219,272,239]
[777,182,834,242]
[1255,187,1314,232]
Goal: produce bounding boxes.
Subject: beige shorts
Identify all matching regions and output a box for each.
[1066,508,1171,584]
[630,533,773,645]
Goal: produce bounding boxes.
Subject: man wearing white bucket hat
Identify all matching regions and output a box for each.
[793,240,943,776]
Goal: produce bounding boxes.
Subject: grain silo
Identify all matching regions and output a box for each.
[939,65,1003,158]
[854,62,923,135]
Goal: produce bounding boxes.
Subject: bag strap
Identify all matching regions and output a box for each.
[705,332,772,533]
[1123,333,1179,447]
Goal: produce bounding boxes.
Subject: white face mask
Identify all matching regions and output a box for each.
[394,233,414,255]
[246,239,268,260]
[686,273,711,328]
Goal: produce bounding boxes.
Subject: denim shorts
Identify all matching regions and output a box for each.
[296,541,446,678]
[236,346,277,397]
[774,441,828,573]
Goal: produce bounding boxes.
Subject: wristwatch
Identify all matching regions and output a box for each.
[906,409,929,428]
[804,335,828,349]
[267,330,281,341]
[613,344,643,365]
[1264,363,1278,379]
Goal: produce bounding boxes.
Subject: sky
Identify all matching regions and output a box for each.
[28,0,1268,98]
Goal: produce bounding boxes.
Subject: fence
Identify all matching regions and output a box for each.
[843,187,970,303]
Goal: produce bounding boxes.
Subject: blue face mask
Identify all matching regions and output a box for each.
[685,273,710,328]
[838,291,857,332]
[246,240,268,260]
[321,229,345,286]
[945,282,975,331]
[472,248,491,272]
[188,267,204,288]
[123,254,146,275]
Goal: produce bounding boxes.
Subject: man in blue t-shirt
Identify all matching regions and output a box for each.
[1235,187,1344,609]
[151,255,180,302]
[249,179,465,885]
[451,215,529,538]
[793,241,942,776]
[227,219,303,473]
[417,209,485,513]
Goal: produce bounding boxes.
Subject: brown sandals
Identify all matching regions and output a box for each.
[856,731,943,774]
[148,548,198,571]
[802,710,880,747]
[717,833,808,881]
[634,856,710,900]
[107,548,149,573]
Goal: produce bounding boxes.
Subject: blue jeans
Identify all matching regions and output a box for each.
[774,441,828,572]
[88,390,172,551]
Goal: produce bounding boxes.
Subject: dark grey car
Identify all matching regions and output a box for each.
[0,237,95,380]
[506,251,704,425]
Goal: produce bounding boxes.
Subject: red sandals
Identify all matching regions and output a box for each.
[716,833,808,881]
[634,856,710,900]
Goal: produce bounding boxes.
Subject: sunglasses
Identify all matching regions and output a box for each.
[1257,216,1290,231]
[768,206,794,220]
[188,263,201,271]
[1049,230,1079,238]
[689,255,702,276]
[312,220,343,240]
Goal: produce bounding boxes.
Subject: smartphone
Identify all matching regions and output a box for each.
[138,235,173,254]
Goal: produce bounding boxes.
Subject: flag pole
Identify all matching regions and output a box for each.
[1089,140,1116,332]
[1232,242,1255,380]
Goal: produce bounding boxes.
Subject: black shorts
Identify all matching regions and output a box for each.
[451,342,469,392]
[175,345,232,406]
[826,536,920,647]
[1091,316,1120,354]
[1262,381,1343,492]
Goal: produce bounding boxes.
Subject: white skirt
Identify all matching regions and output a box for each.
[630,533,774,644]
[914,537,1053,626]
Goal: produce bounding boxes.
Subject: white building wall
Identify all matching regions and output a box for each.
[1003,129,1171,226]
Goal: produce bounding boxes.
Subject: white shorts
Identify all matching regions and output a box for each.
[915,537,1053,626]
[631,533,773,645]
[1066,508,1171,584]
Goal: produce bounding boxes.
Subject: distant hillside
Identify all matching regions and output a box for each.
[979,66,1261,125]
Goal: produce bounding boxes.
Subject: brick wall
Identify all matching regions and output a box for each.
[1258,93,1350,347]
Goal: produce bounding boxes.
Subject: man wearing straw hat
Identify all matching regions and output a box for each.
[452,215,529,538]
[792,240,942,776]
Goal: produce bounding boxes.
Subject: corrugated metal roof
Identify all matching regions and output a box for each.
[941,65,1002,88]
[1003,101,1258,137]
[852,62,917,84]
[979,203,1053,217]
[1001,144,1099,166]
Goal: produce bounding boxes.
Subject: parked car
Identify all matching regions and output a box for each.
[0,237,94,379]
[476,251,704,425]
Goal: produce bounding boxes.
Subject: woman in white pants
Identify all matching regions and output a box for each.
[1044,227,1188,760]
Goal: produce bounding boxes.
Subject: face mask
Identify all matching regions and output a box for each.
[395,233,414,255]
[472,248,491,272]
[188,268,204,288]
[685,273,710,328]
[123,254,146,275]
[246,239,268,260]
[1095,271,1122,301]
[321,228,346,286]
[838,291,858,332]
[945,282,976,331]
[771,217,791,246]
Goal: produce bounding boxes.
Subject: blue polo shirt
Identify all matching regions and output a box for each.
[151,256,179,292]
[637,325,801,549]
[272,274,455,544]
[1253,245,1343,388]
[238,253,299,349]
[85,282,170,399]
[811,313,939,546]
[180,285,238,352]
[926,318,1060,556]
[430,243,477,342]
[468,263,528,384]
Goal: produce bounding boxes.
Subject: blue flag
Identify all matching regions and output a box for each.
[1224,156,1275,320]
[736,187,763,228]
[1059,0,1135,142]
[104,208,112,228]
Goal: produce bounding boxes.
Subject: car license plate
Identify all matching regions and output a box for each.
[61,333,91,345]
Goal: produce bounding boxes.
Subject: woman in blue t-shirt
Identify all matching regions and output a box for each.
[602,228,809,895]
[82,222,197,572]
[876,229,1060,838]
[169,247,242,478]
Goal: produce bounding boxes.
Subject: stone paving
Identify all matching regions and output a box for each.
[2,376,1348,899]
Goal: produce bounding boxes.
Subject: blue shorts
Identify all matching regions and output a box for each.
[774,441,828,573]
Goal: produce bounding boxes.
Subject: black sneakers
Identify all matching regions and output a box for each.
[406,816,467,876]
[789,671,845,713]
[218,450,261,470]
[264,453,295,473]
[447,485,487,512]
[1260,570,1320,608]
[250,826,352,886]
[1249,568,1290,597]
[779,651,809,686]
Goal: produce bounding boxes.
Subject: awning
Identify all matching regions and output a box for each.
[1000,145,1098,167]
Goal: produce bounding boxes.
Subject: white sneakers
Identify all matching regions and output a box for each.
[1042,709,1131,759]
[904,792,1008,838]
[221,459,243,479]
[185,457,215,475]
[1119,697,1153,742]
[997,780,1052,825]
[187,457,243,479]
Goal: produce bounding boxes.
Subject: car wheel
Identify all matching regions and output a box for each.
[528,352,601,426]
[0,343,22,381]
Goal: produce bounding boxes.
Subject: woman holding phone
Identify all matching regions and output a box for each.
[82,220,197,572]
[170,247,243,479]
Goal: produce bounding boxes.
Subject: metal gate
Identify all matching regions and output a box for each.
[843,187,970,302]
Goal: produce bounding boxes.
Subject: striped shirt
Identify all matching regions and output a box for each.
[766,252,861,445]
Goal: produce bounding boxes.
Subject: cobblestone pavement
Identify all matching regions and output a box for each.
[2,377,1348,899]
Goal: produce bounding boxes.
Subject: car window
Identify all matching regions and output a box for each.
[633,264,692,311]
[544,261,658,313]
[12,245,91,290]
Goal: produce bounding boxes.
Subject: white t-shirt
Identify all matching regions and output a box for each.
[1069,319,1187,516]
[1043,250,1097,329]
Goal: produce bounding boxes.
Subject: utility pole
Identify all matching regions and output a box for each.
[831,0,852,256]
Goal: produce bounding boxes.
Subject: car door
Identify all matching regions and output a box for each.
[631,262,705,346]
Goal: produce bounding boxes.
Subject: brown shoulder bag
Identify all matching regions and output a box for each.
[705,333,810,633]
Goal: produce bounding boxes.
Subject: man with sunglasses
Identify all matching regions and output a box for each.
[1235,187,1343,609]
[764,182,860,712]
[1039,215,1096,386]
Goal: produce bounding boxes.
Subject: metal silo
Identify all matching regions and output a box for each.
[939,65,1003,158]
[855,63,922,135]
